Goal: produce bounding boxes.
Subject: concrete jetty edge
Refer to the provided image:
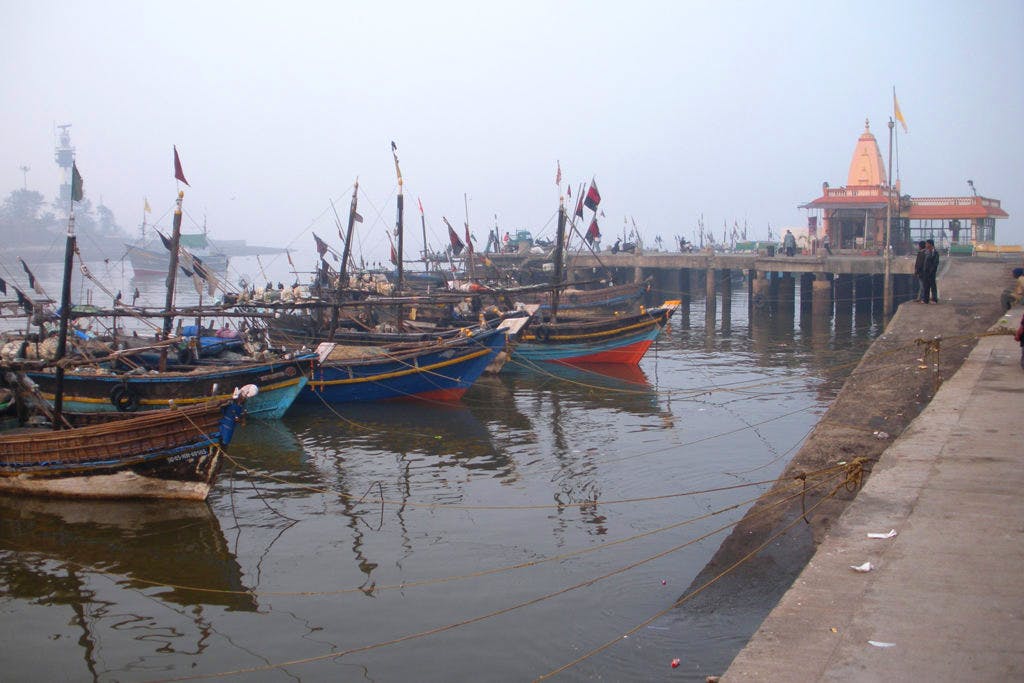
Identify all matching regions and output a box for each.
[720,276,1024,679]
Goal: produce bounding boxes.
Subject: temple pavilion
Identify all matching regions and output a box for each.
[800,119,1008,255]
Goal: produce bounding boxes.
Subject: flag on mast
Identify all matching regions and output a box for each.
[555,160,562,186]
[893,89,908,133]
[574,191,584,219]
[444,217,465,256]
[313,233,330,259]
[585,217,600,244]
[19,259,41,294]
[584,180,601,211]
[144,198,151,213]
[173,145,190,186]
[71,163,84,202]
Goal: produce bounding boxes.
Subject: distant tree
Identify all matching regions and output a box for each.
[1,188,47,224]
[0,188,57,241]
[95,203,121,235]
[50,195,96,235]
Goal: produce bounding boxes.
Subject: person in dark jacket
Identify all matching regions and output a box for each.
[913,241,927,302]
[920,239,940,303]
[1014,311,1024,370]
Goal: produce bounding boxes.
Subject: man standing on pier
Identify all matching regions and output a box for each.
[920,239,940,303]
[914,240,927,302]
[783,229,797,257]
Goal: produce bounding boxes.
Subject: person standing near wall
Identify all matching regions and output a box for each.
[920,239,940,303]
[783,229,796,257]
[913,240,927,302]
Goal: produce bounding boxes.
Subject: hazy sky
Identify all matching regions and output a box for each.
[3,0,1023,274]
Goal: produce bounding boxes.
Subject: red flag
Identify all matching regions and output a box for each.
[586,217,600,244]
[584,179,600,211]
[173,145,190,186]
[313,233,329,258]
[574,192,584,219]
[418,197,424,214]
[566,185,572,198]
[465,224,474,254]
[555,160,562,186]
[390,244,398,265]
[445,218,465,256]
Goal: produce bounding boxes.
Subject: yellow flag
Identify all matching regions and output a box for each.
[893,90,908,133]
[144,198,152,213]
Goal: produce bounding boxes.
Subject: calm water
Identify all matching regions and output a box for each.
[1,259,880,681]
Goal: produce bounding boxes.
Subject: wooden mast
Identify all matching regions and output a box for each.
[340,179,358,282]
[464,193,476,282]
[159,190,184,370]
[391,142,405,294]
[550,198,567,323]
[51,162,83,429]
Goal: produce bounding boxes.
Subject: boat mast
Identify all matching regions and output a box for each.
[464,193,476,281]
[162,190,184,340]
[51,161,84,430]
[550,198,567,322]
[391,142,405,293]
[419,198,428,271]
[340,179,358,283]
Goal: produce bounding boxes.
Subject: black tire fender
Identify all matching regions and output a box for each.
[110,385,140,412]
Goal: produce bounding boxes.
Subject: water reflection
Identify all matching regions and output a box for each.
[0,496,254,680]
[0,496,254,611]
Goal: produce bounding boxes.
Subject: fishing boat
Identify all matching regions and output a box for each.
[510,303,678,366]
[498,277,652,315]
[0,388,253,500]
[300,324,508,404]
[25,354,310,419]
[125,232,230,277]
[21,181,314,420]
[506,196,678,366]
[0,160,256,501]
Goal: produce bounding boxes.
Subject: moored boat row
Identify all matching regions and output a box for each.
[1,152,677,503]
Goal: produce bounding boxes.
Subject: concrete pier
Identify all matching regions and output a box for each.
[722,329,1024,681]
[715,257,1024,681]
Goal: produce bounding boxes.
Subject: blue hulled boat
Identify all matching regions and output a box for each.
[299,326,506,404]
[27,354,313,420]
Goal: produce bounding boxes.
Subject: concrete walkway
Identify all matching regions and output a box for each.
[722,331,1024,681]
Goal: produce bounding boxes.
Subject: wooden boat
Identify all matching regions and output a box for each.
[0,376,256,500]
[510,302,678,366]
[483,277,654,317]
[504,199,678,367]
[25,354,312,419]
[0,160,262,501]
[125,232,229,277]
[300,325,508,404]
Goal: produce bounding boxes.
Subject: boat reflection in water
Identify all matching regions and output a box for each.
[0,496,255,610]
[0,495,255,680]
[492,359,669,420]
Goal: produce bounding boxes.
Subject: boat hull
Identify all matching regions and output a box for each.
[300,328,507,404]
[27,355,312,419]
[0,400,245,500]
[124,243,229,277]
[510,304,677,366]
